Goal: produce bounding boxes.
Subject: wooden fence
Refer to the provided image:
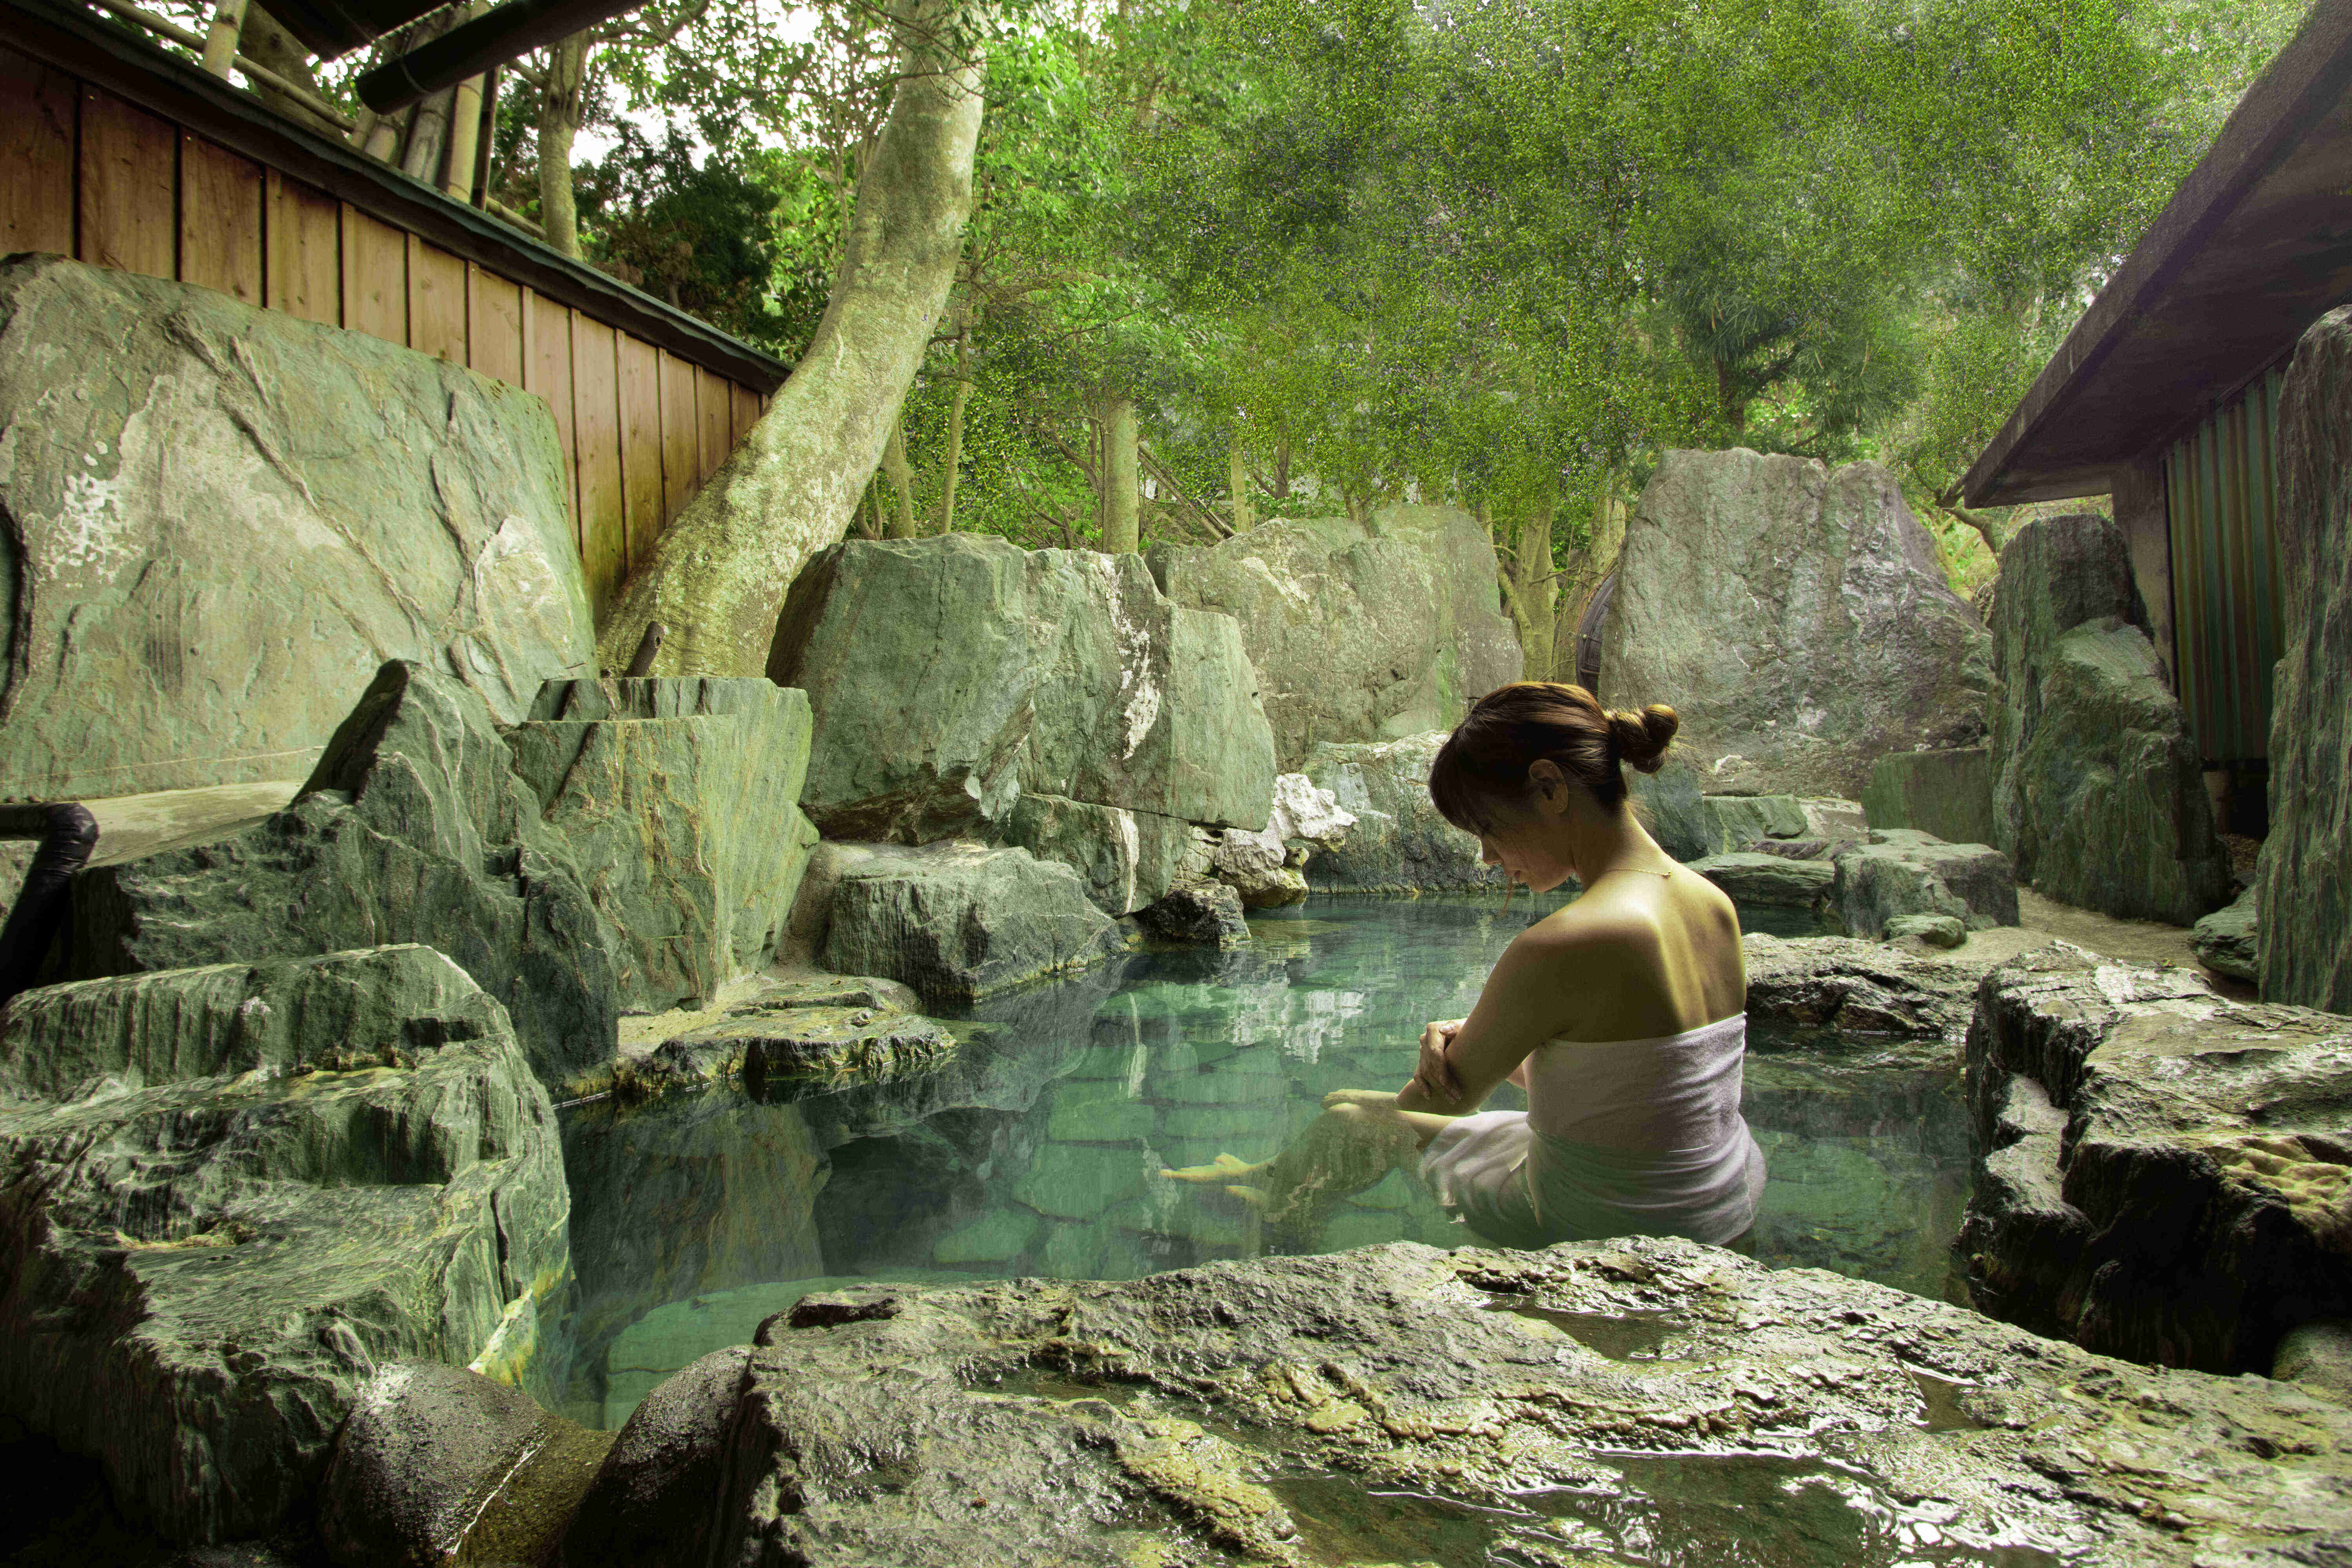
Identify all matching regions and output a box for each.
[0,0,792,624]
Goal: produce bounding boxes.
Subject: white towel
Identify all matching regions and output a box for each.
[1417,1014,1765,1247]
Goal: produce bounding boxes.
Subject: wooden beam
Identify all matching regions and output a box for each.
[7,0,791,393]
[1964,0,2352,506]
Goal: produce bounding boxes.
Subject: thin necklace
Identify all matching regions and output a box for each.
[1585,864,1673,880]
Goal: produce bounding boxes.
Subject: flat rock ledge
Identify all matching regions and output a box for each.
[620,987,958,1098]
[1741,933,1994,1067]
[1962,942,2352,1375]
[560,1238,2352,1566]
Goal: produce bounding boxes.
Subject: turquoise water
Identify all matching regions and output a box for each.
[558,896,1972,1430]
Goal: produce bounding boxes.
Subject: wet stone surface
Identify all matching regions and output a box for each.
[562,1238,2352,1566]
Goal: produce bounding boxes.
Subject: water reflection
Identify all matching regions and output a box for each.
[555,897,1974,1427]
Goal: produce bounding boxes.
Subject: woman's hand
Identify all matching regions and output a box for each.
[1410,1019,1468,1108]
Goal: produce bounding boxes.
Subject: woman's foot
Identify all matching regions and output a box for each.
[1160,1152,1270,1183]
[1321,1088,1397,1112]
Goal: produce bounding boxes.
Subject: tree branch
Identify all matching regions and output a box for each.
[1139,446,1229,541]
[1939,502,2006,557]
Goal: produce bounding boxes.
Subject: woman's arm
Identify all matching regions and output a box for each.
[1395,927,1597,1114]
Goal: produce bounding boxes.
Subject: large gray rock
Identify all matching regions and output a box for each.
[319,1361,612,1568]
[510,677,817,1008]
[1000,794,1192,917]
[0,947,568,1543]
[1135,880,1250,947]
[1860,746,1996,848]
[2194,887,2259,981]
[1600,450,1991,799]
[1632,768,1851,863]
[559,1239,2352,1566]
[770,537,1276,846]
[1831,828,2018,939]
[71,661,621,1087]
[68,667,815,1087]
[72,663,621,1091]
[0,256,593,804]
[637,996,958,1098]
[815,841,1125,1004]
[1988,514,2229,924]
[1300,733,1506,895]
[1687,851,1837,935]
[2265,307,2352,1011]
[1960,943,2352,1374]
[1149,505,1522,769]
[1741,931,1989,1052]
[766,535,1034,842]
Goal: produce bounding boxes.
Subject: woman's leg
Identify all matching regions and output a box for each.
[1163,1096,1455,1235]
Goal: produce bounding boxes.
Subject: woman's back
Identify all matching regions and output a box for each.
[1529,861,1746,1043]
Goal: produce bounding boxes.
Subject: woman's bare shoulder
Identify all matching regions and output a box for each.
[1517,887,1665,956]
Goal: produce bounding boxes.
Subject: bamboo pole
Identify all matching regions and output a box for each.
[83,0,356,130]
[442,70,486,199]
[198,0,249,76]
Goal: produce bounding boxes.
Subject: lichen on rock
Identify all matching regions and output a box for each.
[1961,942,2352,1372]
[0,946,568,1544]
[558,1238,2352,1565]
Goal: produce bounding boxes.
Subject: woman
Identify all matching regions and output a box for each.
[1165,681,1764,1250]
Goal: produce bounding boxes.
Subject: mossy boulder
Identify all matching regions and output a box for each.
[0,946,567,1544]
[1987,515,2229,925]
[2264,307,2352,1010]
[1148,505,1521,770]
[510,677,817,1009]
[770,537,1276,846]
[1831,828,2018,940]
[69,665,817,1088]
[561,1239,2352,1565]
[0,256,592,804]
[1962,943,2352,1373]
[1861,746,1996,848]
[817,841,1125,1004]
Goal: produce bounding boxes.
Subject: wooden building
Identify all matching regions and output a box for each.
[0,0,792,625]
[1960,0,2352,831]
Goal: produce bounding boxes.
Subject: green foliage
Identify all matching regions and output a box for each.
[574,124,793,348]
[543,0,2304,588]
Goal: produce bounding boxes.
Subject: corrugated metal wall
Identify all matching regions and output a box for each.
[2163,365,2287,764]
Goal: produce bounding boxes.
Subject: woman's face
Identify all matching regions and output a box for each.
[1474,791,1579,894]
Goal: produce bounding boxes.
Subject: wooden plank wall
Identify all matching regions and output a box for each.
[0,44,775,629]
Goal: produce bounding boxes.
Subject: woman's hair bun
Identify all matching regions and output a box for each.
[1605,703,1679,774]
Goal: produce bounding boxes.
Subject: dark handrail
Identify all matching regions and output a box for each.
[0,805,100,1008]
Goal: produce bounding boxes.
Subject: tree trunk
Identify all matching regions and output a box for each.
[1552,477,1628,683]
[1228,439,1252,534]
[1715,357,1748,437]
[883,412,920,537]
[537,33,590,258]
[1497,500,1559,682]
[933,328,973,533]
[595,0,987,675]
[239,5,346,138]
[1096,391,1138,553]
[1941,502,2006,556]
